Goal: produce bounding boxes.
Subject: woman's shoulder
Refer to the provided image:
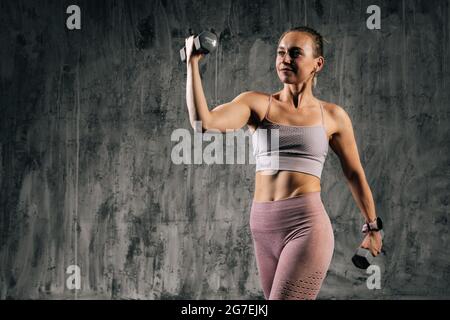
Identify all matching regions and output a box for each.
[238,90,270,101]
[318,100,353,133]
[234,90,271,112]
[318,100,349,117]
[319,100,341,111]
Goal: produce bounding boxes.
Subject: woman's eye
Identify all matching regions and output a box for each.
[277,51,300,57]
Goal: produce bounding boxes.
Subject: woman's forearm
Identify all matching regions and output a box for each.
[186,59,211,131]
[347,172,377,223]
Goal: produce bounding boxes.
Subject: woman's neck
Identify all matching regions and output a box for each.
[279,83,316,109]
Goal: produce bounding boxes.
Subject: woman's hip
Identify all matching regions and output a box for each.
[249,191,332,232]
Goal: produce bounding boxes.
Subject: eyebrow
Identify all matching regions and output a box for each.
[278,46,303,50]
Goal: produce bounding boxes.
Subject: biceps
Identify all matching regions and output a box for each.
[207,96,252,132]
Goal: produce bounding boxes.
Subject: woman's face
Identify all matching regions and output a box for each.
[276,32,321,84]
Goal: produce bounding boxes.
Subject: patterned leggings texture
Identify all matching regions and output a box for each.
[250,191,334,300]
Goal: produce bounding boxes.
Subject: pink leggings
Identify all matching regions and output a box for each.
[250,191,334,300]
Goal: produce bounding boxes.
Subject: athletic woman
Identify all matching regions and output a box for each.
[184,26,382,300]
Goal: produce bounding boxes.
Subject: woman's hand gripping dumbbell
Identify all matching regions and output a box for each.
[352,217,384,269]
[180,30,218,64]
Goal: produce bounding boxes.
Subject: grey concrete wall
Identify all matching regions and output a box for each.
[0,0,449,299]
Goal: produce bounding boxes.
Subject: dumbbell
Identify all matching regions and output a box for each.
[352,230,384,269]
[180,30,218,63]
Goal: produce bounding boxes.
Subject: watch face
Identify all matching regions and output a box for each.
[377,217,383,230]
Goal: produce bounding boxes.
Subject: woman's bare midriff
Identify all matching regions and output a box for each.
[253,171,321,202]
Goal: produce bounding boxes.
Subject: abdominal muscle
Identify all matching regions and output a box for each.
[253,171,321,202]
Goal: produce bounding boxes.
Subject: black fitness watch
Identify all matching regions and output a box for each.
[361,217,383,233]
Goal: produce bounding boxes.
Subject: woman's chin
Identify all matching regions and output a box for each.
[279,76,296,84]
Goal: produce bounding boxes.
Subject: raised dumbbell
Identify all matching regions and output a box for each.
[352,230,384,269]
[180,30,218,63]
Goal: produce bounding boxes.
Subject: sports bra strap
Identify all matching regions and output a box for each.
[320,102,325,127]
[263,95,272,120]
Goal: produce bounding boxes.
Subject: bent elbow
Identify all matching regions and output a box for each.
[345,169,365,182]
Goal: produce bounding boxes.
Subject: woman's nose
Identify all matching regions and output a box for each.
[282,53,293,64]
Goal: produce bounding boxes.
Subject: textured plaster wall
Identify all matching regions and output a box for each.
[0,0,449,299]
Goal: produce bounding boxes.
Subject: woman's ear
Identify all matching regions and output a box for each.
[315,57,325,72]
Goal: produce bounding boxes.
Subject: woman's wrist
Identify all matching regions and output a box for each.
[361,217,383,233]
[188,55,202,65]
[365,216,377,224]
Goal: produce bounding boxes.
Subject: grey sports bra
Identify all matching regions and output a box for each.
[251,95,329,179]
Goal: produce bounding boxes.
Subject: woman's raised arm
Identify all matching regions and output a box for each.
[185,36,252,133]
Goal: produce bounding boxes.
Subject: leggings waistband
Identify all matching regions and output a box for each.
[252,191,322,209]
[250,192,327,231]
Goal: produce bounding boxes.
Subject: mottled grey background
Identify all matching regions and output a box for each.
[0,0,449,299]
